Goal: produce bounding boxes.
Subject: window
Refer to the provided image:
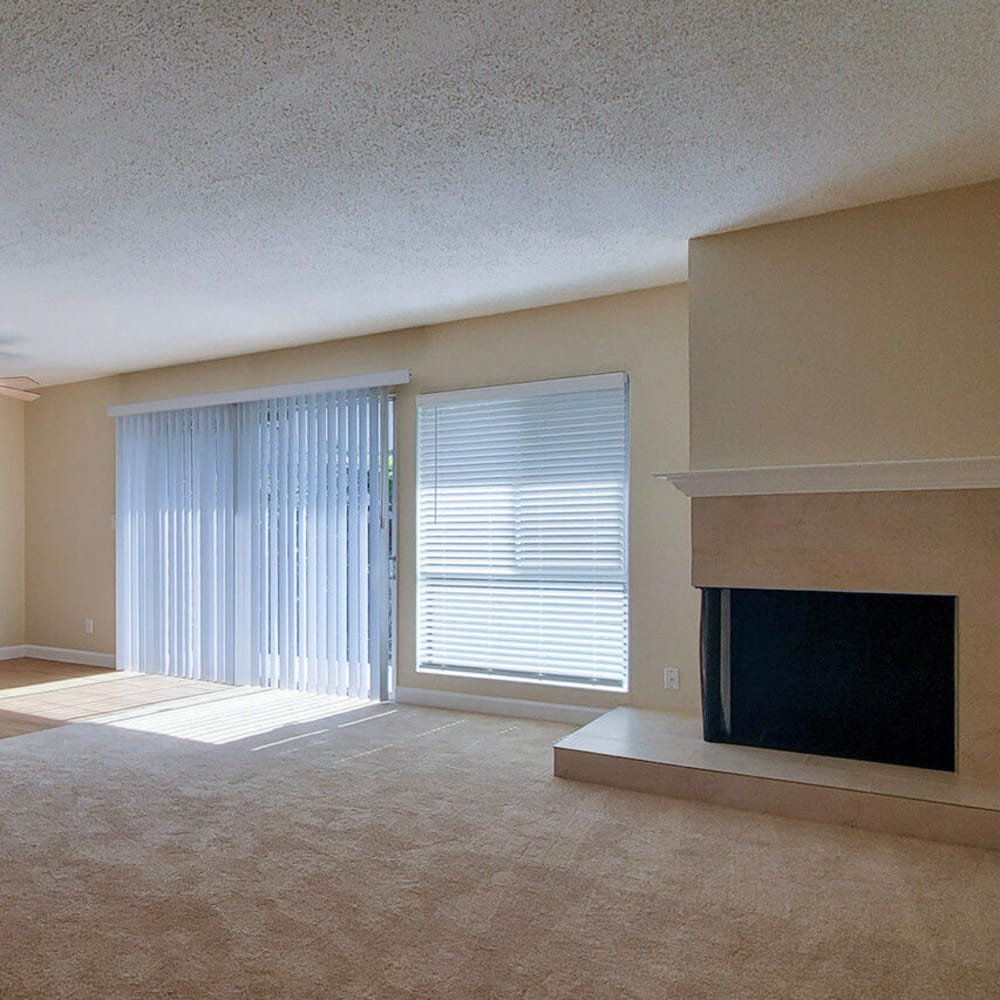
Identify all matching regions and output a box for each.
[416,373,629,689]
[114,382,397,700]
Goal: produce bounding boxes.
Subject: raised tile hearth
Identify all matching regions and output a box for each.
[554,708,1000,849]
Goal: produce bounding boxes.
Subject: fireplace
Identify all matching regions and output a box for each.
[677,477,1000,788]
[593,460,1000,846]
[555,465,1000,848]
[699,587,956,771]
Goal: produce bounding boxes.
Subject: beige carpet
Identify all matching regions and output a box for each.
[0,703,997,999]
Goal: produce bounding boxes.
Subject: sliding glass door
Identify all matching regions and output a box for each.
[115,388,392,700]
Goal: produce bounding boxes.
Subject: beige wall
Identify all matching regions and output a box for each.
[0,397,25,647]
[25,285,701,713]
[689,179,1000,469]
[25,378,120,654]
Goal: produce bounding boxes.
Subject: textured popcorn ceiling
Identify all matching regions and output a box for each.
[2,2,999,383]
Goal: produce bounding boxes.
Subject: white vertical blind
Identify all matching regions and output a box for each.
[416,373,629,689]
[116,388,392,699]
[116,404,238,684]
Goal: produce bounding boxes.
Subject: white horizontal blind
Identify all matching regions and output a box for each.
[116,388,391,699]
[416,374,629,689]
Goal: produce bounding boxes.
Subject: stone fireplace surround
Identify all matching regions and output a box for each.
[690,488,1000,785]
[554,458,1000,849]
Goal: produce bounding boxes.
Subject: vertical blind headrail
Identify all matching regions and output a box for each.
[108,369,410,417]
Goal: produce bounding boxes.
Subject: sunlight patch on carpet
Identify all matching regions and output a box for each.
[93,687,374,745]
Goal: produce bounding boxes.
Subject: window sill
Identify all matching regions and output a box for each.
[415,664,628,694]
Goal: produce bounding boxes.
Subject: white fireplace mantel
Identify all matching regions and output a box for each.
[655,456,1000,498]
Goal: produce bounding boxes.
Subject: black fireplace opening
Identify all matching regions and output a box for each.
[700,588,956,771]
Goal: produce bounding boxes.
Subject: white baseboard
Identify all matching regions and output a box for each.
[0,645,26,661]
[21,645,116,670]
[394,685,606,725]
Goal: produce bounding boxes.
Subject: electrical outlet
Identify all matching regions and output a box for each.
[84,618,94,635]
[663,667,680,691]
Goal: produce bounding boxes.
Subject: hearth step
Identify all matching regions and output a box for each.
[553,708,1000,850]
